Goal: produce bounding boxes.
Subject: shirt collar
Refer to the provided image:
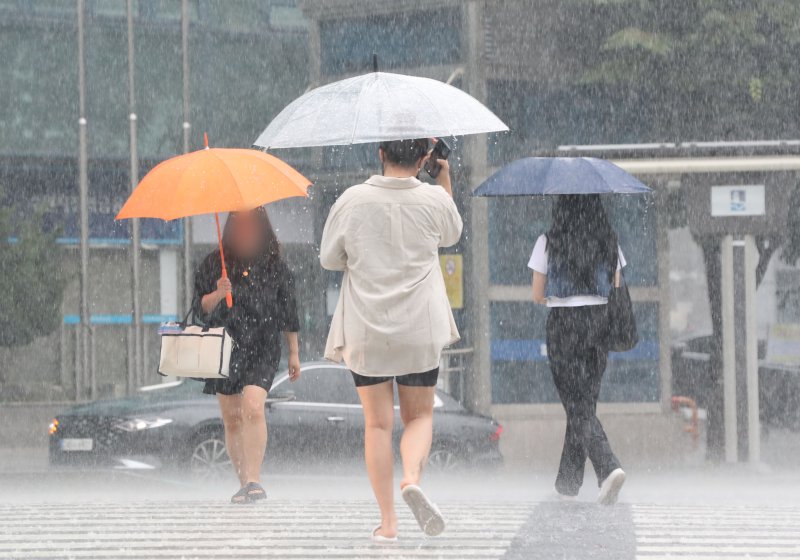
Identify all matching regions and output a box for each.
[364,175,424,190]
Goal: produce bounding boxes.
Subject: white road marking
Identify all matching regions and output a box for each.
[634,504,800,560]
[0,500,531,560]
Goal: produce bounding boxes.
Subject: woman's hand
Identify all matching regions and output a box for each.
[427,138,453,197]
[216,277,232,299]
[201,276,233,314]
[284,331,301,382]
[287,352,301,382]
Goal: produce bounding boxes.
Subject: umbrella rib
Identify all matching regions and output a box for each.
[408,81,457,138]
[349,74,377,145]
[208,150,247,209]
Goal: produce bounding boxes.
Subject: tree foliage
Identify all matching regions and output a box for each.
[0,194,70,348]
[572,0,800,140]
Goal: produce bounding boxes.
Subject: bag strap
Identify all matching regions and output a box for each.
[179,296,208,330]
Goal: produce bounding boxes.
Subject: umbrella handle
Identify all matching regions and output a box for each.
[215,213,233,308]
[221,268,233,308]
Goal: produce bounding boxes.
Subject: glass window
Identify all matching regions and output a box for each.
[270,4,307,29]
[139,0,180,20]
[486,80,654,165]
[777,269,800,323]
[91,0,134,17]
[319,8,461,76]
[490,301,660,404]
[284,368,360,405]
[198,0,269,28]
[489,197,551,286]
[34,0,74,16]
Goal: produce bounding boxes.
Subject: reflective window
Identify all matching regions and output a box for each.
[487,80,654,166]
[319,8,461,76]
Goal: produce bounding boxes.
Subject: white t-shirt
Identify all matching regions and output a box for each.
[528,234,626,308]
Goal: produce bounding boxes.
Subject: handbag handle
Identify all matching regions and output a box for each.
[179,296,210,331]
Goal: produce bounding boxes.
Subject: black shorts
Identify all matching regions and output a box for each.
[203,367,276,396]
[351,367,439,388]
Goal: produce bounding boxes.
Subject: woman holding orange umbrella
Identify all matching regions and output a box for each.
[116,135,310,503]
[193,207,300,504]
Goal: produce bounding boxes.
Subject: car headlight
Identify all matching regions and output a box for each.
[48,418,59,435]
[114,418,173,432]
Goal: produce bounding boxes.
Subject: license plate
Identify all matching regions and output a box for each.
[61,438,93,452]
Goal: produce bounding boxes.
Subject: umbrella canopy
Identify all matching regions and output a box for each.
[473,157,652,197]
[116,147,310,221]
[116,137,311,308]
[254,71,508,149]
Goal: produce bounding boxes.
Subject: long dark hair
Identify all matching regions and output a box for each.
[546,195,618,290]
[221,207,280,266]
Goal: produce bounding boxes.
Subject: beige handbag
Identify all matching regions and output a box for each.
[158,313,234,378]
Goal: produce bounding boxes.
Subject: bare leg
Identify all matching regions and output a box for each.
[239,385,268,485]
[397,385,435,490]
[356,381,397,539]
[217,394,245,485]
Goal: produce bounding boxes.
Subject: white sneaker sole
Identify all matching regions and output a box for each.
[598,468,626,506]
[401,485,446,536]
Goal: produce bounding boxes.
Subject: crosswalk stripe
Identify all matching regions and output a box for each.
[633,504,800,559]
[0,501,530,560]
[3,501,800,559]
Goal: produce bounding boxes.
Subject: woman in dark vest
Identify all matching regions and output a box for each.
[193,207,301,504]
[529,195,626,504]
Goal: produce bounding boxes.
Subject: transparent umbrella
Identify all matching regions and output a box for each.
[254,65,508,149]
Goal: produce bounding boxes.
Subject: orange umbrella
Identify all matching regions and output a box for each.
[116,134,311,307]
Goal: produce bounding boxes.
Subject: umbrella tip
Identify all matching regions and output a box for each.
[372,53,378,72]
[204,132,209,149]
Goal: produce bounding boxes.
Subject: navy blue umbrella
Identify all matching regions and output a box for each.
[473,157,651,196]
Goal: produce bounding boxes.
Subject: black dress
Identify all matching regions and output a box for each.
[192,250,300,396]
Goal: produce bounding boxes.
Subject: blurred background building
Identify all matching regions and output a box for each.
[2,0,800,467]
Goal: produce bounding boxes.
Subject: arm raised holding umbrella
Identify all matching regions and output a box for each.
[320,138,462,542]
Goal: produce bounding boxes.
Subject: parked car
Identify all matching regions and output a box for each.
[49,362,503,475]
[671,334,800,431]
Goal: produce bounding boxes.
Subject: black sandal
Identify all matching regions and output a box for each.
[244,482,267,502]
[230,486,251,504]
[231,482,267,504]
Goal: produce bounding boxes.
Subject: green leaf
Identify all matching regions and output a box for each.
[603,27,674,55]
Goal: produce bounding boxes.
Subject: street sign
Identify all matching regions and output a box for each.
[711,185,765,217]
[684,171,794,235]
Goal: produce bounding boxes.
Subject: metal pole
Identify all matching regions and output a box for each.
[126,0,143,389]
[720,235,738,462]
[74,326,81,400]
[744,235,761,464]
[90,326,97,399]
[76,0,90,402]
[181,0,193,312]
[463,1,492,415]
[126,325,135,394]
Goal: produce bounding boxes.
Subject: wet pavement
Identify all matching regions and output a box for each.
[2,499,799,559]
[2,467,800,559]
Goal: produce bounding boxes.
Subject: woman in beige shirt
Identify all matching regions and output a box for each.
[320,138,462,542]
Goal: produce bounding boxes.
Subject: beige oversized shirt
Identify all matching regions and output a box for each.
[320,175,463,376]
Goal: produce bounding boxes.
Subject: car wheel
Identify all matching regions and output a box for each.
[428,447,462,472]
[189,431,231,479]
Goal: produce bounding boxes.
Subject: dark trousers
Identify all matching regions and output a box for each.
[546,306,622,496]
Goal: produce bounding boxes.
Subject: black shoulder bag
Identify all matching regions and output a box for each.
[605,262,638,352]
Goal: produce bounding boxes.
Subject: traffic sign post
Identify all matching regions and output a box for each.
[685,171,794,464]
